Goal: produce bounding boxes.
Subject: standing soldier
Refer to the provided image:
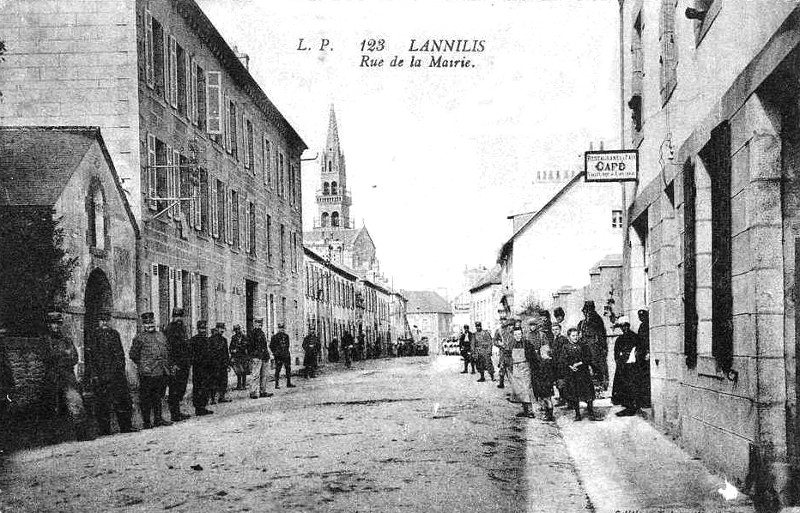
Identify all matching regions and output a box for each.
[84,309,135,435]
[165,307,191,422]
[493,313,515,389]
[129,312,172,429]
[209,323,231,403]
[458,324,475,374]
[269,322,295,389]
[473,322,495,382]
[247,319,273,399]
[190,320,214,416]
[341,331,355,368]
[302,327,321,379]
[229,325,251,391]
[45,312,93,439]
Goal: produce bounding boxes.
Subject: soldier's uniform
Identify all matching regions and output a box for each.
[473,322,495,382]
[165,307,191,422]
[190,321,214,415]
[494,321,515,388]
[84,310,134,434]
[458,326,475,374]
[208,322,230,402]
[129,312,172,429]
[269,323,294,389]
[45,312,93,440]
[247,319,272,399]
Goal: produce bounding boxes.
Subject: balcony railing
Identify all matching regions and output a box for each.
[316,189,352,205]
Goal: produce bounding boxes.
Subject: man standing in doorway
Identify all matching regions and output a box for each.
[247,318,273,399]
[84,308,135,434]
[165,307,191,422]
[270,323,295,389]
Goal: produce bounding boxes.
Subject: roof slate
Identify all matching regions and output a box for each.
[403,290,452,314]
[0,127,96,206]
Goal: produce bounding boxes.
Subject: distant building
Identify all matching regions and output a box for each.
[0,127,138,376]
[469,266,503,334]
[497,173,622,314]
[403,291,453,354]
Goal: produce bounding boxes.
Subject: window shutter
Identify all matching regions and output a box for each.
[165,146,173,217]
[173,149,181,217]
[145,10,154,87]
[211,178,218,237]
[190,57,198,125]
[150,264,160,315]
[225,185,232,244]
[147,133,157,210]
[163,33,170,103]
[169,35,178,107]
[206,71,222,134]
[244,201,250,253]
[168,267,176,316]
[175,269,183,307]
[243,116,250,169]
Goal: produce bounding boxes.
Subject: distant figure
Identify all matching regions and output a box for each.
[578,301,608,393]
[302,327,321,378]
[229,325,250,391]
[247,318,273,399]
[164,307,191,422]
[130,312,172,429]
[473,322,495,382]
[209,323,231,403]
[328,337,340,363]
[269,323,295,389]
[458,324,475,374]
[84,309,135,435]
[341,331,355,368]
[190,320,214,416]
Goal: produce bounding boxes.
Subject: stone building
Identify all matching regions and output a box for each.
[0,1,307,352]
[618,1,800,505]
[498,172,623,313]
[403,291,453,354]
[0,127,138,381]
[469,266,503,334]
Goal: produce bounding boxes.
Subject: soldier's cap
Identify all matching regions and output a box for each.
[277,322,286,329]
[47,311,64,323]
[463,324,470,329]
[197,320,208,330]
[141,312,155,324]
[474,321,482,327]
[172,307,185,318]
[254,318,263,325]
[216,322,226,330]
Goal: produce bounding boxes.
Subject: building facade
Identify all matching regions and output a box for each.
[403,291,453,354]
[619,0,800,505]
[0,1,307,353]
[469,266,503,333]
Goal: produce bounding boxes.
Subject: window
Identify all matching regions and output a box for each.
[145,9,154,87]
[263,137,272,186]
[321,212,329,227]
[266,215,272,264]
[215,180,228,240]
[231,190,239,248]
[206,71,221,135]
[86,181,106,250]
[168,35,177,108]
[197,168,209,234]
[659,0,678,105]
[245,118,254,171]
[146,133,157,210]
[280,224,285,268]
[700,122,733,373]
[629,11,644,143]
[612,210,623,228]
[331,211,340,227]
[249,201,256,255]
[170,148,180,217]
[683,159,697,367]
[279,153,285,198]
[177,42,187,116]
[155,139,169,213]
[196,64,207,131]
[180,154,190,221]
[331,181,338,196]
[323,182,329,196]
[227,99,238,159]
[152,18,165,98]
[327,161,331,173]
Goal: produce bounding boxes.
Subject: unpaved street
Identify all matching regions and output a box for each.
[0,356,590,512]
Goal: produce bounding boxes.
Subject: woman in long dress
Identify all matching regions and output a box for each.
[508,326,536,418]
[561,327,599,421]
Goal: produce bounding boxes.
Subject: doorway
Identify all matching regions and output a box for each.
[245,280,257,334]
[84,267,113,354]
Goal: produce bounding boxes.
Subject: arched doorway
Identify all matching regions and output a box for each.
[84,268,113,352]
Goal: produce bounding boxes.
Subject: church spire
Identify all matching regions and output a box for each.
[326,104,340,153]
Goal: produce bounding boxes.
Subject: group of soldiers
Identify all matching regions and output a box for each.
[8,307,305,437]
[457,301,617,422]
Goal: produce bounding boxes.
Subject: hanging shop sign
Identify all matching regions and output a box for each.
[584,150,639,182]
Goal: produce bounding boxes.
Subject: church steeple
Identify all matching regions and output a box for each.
[317,105,351,230]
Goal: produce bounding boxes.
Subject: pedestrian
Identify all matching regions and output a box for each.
[473,321,495,382]
[553,307,566,327]
[45,311,93,439]
[190,320,214,416]
[611,316,644,417]
[164,307,191,422]
[209,322,231,403]
[247,318,273,400]
[356,332,366,361]
[550,323,570,407]
[507,325,536,418]
[529,317,556,422]
[269,322,295,389]
[637,309,651,408]
[129,312,172,429]
[561,327,598,421]
[302,327,321,378]
[84,309,135,435]
[578,301,608,394]
[341,331,355,368]
[328,337,340,363]
[229,324,251,391]
[458,324,475,374]
[493,314,515,389]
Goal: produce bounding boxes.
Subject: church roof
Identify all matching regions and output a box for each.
[303,226,371,248]
[403,290,452,315]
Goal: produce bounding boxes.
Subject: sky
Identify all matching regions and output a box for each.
[196,0,620,297]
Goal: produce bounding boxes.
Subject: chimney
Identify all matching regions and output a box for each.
[232,44,250,70]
